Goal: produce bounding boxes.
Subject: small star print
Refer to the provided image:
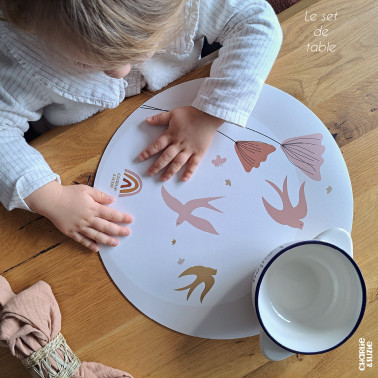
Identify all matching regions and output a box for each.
[172,239,176,245]
[326,186,332,194]
[225,179,231,186]
[177,258,185,265]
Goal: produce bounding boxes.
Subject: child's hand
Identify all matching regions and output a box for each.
[138,106,224,181]
[25,181,132,252]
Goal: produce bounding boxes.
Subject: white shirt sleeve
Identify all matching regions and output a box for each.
[192,0,283,126]
[0,51,60,211]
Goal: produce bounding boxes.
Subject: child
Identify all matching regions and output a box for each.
[0,0,282,252]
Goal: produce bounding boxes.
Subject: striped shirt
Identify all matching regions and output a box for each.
[0,0,282,211]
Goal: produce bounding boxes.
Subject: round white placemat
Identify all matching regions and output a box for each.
[94,79,353,339]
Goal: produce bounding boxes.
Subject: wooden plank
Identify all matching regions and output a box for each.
[1,0,377,376]
[268,0,378,114]
[1,127,376,377]
[312,76,378,147]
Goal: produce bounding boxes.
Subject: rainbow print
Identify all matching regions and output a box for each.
[119,169,143,197]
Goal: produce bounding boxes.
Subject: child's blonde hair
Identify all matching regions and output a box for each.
[0,0,187,67]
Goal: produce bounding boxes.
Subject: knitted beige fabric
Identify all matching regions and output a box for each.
[21,333,81,378]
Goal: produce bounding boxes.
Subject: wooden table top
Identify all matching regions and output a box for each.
[1,0,377,376]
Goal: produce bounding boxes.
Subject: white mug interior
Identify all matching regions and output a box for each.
[256,241,365,354]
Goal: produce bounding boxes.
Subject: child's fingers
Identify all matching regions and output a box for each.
[82,227,119,247]
[89,187,114,204]
[182,154,202,182]
[91,218,130,237]
[72,231,99,252]
[139,134,170,161]
[98,205,133,224]
[161,151,191,181]
[147,144,181,176]
[146,111,172,125]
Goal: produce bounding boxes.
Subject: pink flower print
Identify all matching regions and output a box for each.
[234,141,276,172]
[280,134,325,181]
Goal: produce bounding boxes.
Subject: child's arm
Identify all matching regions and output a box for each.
[0,58,131,252]
[139,0,282,180]
[0,119,132,252]
[24,181,132,252]
[192,0,283,127]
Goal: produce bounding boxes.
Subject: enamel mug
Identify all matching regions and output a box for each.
[252,228,366,361]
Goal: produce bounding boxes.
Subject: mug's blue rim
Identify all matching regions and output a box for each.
[254,240,367,355]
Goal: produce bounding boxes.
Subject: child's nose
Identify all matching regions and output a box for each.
[104,64,132,79]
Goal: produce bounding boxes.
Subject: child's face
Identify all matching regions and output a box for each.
[41,31,157,78]
[103,51,155,78]
[73,51,155,79]
[103,64,133,79]
[48,36,155,79]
